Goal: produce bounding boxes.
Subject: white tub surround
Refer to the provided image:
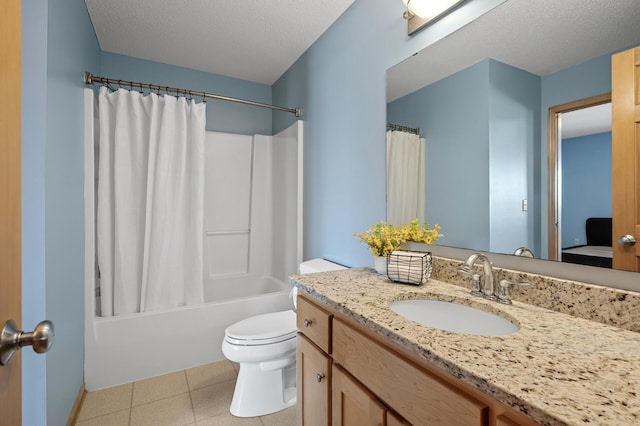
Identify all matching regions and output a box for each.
[84,89,303,390]
[290,268,640,425]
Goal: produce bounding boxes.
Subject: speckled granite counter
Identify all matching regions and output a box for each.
[290,268,640,426]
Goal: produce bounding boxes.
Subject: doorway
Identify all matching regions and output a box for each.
[547,93,611,262]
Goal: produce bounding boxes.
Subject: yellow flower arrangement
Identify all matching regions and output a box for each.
[353,222,404,257]
[399,219,442,245]
[354,219,441,257]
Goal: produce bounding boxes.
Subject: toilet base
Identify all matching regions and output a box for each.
[230,359,297,417]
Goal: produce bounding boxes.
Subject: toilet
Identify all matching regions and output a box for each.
[222,259,347,417]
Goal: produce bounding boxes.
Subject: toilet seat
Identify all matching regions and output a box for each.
[224,310,296,346]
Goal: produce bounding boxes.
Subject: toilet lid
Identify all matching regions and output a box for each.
[225,310,297,345]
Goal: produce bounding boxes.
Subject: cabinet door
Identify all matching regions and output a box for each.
[333,319,488,426]
[495,414,523,426]
[387,410,410,426]
[332,365,385,426]
[297,334,331,426]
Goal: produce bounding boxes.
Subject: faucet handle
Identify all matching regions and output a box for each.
[497,279,529,305]
[470,274,483,297]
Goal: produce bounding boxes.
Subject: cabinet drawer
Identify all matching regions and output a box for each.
[333,319,489,426]
[297,296,332,353]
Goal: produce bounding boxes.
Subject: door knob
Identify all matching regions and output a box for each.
[0,320,55,366]
[618,235,637,247]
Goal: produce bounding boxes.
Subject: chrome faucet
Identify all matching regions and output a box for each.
[457,253,497,301]
[513,247,534,258]
[458,252,530,304]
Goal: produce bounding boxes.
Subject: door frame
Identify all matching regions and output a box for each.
[0,0,23,423]
[547,93,611,261]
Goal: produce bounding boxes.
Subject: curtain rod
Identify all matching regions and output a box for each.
[387,123,420,135]
[84,72,300,117]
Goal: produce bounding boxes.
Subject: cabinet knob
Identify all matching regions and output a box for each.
[303,319,313,327]
[316,373,325,383]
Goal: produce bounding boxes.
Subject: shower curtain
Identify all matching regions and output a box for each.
[97,86,206,316]
[386,130,425,225]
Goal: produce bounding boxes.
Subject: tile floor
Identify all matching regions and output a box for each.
[75,360,296,426]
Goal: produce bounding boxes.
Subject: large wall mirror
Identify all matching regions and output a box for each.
[386,0,640,274]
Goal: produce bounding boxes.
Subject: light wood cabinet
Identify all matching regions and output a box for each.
[333,318,487,426]
[332,365,385,426]
[296,294,539,426]
[297,334,331,426]
[496,414,523,426]
[297,295,332,353]
[387,410,410,426]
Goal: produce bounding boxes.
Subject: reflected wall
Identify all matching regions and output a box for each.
[387,58,540,254]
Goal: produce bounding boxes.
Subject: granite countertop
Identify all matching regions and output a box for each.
[290,268,640,426]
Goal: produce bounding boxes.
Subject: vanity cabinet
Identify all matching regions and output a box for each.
[333,318,487,426]
[298,334,331,426]
[297,294,540,426]
[332,364,386,425]
[296,297,332,426]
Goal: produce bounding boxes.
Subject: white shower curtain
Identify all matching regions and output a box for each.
[97,86,206,316]
[386,130,425,226]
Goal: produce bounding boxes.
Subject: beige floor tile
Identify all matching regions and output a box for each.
[186,360,237,391]
[77,383,133,421]
[259,406,296,426]
[129,393,195,426]
[76,409,130,426]
[132,371,189,406]
[191,379,236,421]
[196,411,262,426]
[231,361,240,374]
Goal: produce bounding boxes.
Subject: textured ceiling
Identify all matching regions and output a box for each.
[86,0,354,85]
[387,0,640,102]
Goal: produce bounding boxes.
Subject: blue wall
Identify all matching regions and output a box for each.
[388,60,491,250]
[561,132,612,248]
[488,60,540,254]
[387,59,540,255]
[273,0,507,266]
[45,1,100,425]
[100,52,273,135]
[22,1,48,424]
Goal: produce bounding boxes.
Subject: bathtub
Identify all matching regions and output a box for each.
[84,275,293,391]
[84,90,303,391]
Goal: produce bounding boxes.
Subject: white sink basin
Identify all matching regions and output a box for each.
[389,299,518,336]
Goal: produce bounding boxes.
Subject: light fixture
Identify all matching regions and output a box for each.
[403,0,467,35]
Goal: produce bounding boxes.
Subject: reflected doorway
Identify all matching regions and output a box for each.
[547,94,611,264]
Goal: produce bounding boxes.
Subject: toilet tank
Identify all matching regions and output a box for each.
[299,258,347,274]
[293,259,347,309]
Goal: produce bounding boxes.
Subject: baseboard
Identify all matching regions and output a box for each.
[66,383,86,426]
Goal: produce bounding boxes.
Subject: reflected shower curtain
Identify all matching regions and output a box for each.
[97,86,206,316]
[386,130,425,225]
